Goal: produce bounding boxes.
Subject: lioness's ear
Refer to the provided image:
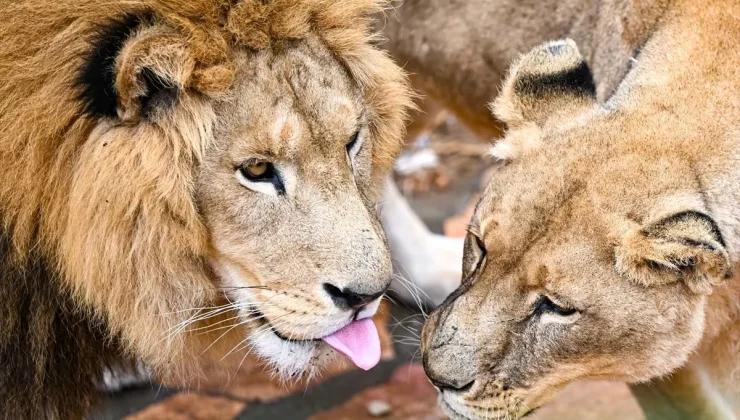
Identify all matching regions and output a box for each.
[616,211,732,295]
[489,40,596,161]
[492,39,597,128]
[78,13,194,121]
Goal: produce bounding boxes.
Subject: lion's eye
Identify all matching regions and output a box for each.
[346,130,362,159]
[244,161,269,178]
[536,296,577,317]
[237,160,285,196]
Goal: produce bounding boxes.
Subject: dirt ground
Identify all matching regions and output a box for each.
[92,116,646,419]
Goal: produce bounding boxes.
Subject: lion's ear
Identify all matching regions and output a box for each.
[616,211,732,295]
[489,39,597,161]
[77,13,193,121]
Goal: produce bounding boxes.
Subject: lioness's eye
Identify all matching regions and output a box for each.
[237,160,285,195]
[462,232,487,281]
[346,130,362,158]
[536,296,577,317]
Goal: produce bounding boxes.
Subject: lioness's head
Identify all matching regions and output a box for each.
[3,1,410,378]
[421,40,732,418]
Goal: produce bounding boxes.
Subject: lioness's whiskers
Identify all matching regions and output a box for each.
[392,337,421,347]
[390,317,422,341]
[390,263,426,303]
[381,293,400,306]
[392,272,430,317]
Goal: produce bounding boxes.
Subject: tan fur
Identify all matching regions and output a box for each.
[419,0,740,418]
[0,1,412,417]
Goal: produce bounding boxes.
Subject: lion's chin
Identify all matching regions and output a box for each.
[246,321,341,381]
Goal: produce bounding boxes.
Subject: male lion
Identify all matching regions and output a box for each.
[417,0,740,418]
[0,1,412,418]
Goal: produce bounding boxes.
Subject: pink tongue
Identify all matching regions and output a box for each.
[322,318,381,371]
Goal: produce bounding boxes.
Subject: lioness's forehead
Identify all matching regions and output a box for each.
[215,37,362,160]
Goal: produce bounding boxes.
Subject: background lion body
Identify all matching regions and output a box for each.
[381,0,670,138]
[0,1,411,418]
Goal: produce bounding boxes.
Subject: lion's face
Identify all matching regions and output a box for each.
[49,3,410,379]
[198,39,391,374]
[421,40,731,419]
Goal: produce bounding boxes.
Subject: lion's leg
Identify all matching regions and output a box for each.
[630,363,738,420]
[381,178,463,307]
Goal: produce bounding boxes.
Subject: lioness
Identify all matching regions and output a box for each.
[413,0,740,418]
[0,1,412,418]
[377,0,670,309]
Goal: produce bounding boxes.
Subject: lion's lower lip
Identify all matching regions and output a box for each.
[250,309,322,343]
[271,326,322,343]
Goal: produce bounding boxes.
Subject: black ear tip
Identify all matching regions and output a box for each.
[75,11,153,119]
[511,39,596,99]
[514,61,596,98]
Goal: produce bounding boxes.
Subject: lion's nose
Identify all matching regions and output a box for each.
[323,283,383,310]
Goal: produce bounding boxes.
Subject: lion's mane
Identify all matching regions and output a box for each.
[0,1,411,418]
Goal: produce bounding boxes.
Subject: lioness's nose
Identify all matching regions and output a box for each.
[323,283,384,310]
[422,335,477,393]
[421,304,478,394]
[428,373,474,393]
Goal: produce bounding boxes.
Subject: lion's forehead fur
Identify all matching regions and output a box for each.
[215,41,364,162]
[0,0,411,417]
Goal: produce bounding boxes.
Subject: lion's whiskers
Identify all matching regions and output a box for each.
[222,309,297,361]
[160,306,233,344]
[159,294,274,345]
[234,318,288,373]
[194,299,287,357]
[159,303,235,316]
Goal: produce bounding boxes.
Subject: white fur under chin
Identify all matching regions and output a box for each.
[210,258,380,381]
[247,326,341,381]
